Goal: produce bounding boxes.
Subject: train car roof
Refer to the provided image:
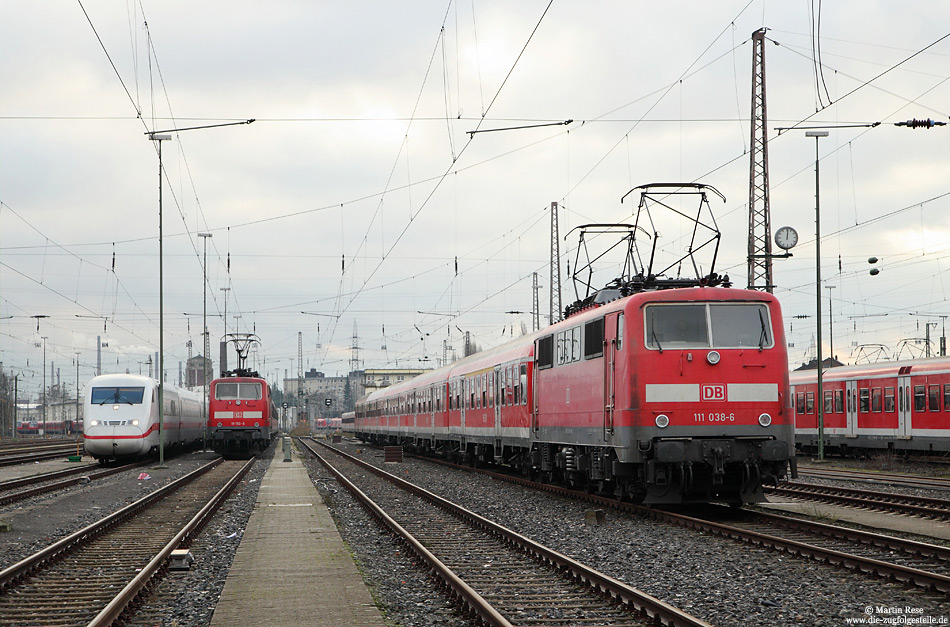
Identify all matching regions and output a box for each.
[789,356,950,382]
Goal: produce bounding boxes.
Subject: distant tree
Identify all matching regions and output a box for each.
[343,378,354,413]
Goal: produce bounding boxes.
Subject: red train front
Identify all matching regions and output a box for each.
[549,286,794,503]
[355,184,795,504]
[208,374,275,457]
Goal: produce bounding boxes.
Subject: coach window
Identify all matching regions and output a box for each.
[884,387,895,413]
[796,392,805,414]
[859,388,870,413]
[833,389,844,413]
[482,375,487,409]
[806,392,814,414]
[929,385,941,411]
[470,379,476,410]
[914,385,926,412]
[520,364,527,405]
[945,384,950,411]
[823,390,833,414]
[871,388,882,412]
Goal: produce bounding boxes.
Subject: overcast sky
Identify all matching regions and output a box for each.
[2,1,950,400]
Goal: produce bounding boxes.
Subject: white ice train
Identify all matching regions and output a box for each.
[83,373,203,462]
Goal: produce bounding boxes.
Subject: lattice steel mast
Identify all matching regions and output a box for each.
[549,201,562,323]
[747,28,774,292]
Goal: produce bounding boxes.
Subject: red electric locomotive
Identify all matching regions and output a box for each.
[208,333,276,457]
[355,185,795,504]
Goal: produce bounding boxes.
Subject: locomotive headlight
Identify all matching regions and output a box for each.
[706,350,721,365]
[254,422,260,427]
[655,414,670,428]
[89,420,99,426]
[217,422,223,427]
[131,419,139,426]
[758,413,772,427]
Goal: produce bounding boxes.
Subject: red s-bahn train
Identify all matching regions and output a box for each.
[356,286,793,504]
[208,334,277,457]
[355,184,795,504]
[791,356,950,455]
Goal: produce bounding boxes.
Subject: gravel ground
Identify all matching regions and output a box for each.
[127,445,272,627]
[304,440,950,627]
[6,443,950,626]
[0,447,271,627]
[0,450,222,570]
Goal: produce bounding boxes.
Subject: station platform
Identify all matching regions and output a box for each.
[209,443,387,627]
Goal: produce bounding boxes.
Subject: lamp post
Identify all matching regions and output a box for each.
[147,118,253,467]
[199,232,212,451]
[806,129,828,461]
[148,133,172,466]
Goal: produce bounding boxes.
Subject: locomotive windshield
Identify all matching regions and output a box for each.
[645,302,773,349]
[215,381,263,400]
[91,387,145,405]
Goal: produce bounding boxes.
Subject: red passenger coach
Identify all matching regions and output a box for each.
[791,357,950,455]
[208,333,276,457]
[355,184,795,504]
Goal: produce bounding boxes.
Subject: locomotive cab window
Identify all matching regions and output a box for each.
[537,335,554,369]
[91,386,145,405]
[645,302,772,349]
[215,382,262,401]
[584,318,605,359]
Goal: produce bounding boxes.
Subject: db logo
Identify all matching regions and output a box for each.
[701,384,726,401]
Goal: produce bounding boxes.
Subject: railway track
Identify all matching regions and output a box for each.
[0,460,148,507]
[798,465,950,491]
[299,437,711,627]
[0,446,80,467]
[765,481,950,520]
[708,507,950,592]
[0,457,254,627]
[357,443,950,597]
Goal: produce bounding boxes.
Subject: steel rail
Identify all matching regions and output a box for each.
[0,462,101,490]
[0,447,78,466]
[0,460,150,507]
[797,465,950,491]
[766,482,950,519]
[302,438,712,627]
[384,446,950,594]
[744,507,950,562]
[0,457,223,589]
[87,456,256,627]
[301,439,513,627]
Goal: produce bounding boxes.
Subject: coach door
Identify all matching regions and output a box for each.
[898,375,912,438]
[494,367,502,432]
[603,312,622,440]
[845,380,858,437]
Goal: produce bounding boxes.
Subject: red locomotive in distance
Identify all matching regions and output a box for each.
[356,184,795,504]
[208,333,276,457]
